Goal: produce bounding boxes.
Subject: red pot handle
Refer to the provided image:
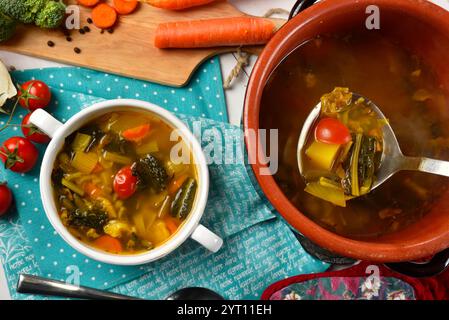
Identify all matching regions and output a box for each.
[385,249,449,278]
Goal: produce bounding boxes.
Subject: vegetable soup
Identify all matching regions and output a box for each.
[301,87,385,208]
[261,32,449,239]
[51,111,198,254]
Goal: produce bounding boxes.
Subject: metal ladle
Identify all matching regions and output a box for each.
[297,93,449,192]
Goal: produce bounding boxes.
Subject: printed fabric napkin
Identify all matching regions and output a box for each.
[0,61,328,299]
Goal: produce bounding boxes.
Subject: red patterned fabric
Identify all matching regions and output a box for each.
[261,262,449,300]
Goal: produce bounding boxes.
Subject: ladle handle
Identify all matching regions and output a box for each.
[401,156,449,178]
[17,274,139,300]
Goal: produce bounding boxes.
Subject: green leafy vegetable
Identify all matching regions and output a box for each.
[342,134,377,196]
[79,125,104,152]
[103,150,132,165]
[67,207,109,231]
[71,133,92,152]
[0,0,38,24]
[104,132,135,156]
[171,178,197,219]
[0,9,16,42]
[35,0,65,29]
[132,154,168,192]
[61,178,84,196]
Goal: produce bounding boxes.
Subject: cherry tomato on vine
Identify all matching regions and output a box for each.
[113,165,138,199]
[21,113,51,144]
[18,80,52,111]
[0,137,39,173]
[0,183,13,217]
[314,117,352,145]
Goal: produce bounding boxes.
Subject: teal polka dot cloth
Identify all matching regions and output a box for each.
[0,60,230,287]
[0,61,329,298]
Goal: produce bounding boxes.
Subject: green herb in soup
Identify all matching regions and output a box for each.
[301,87,385,207]
[260,32,449,239]
[51,111,198,254]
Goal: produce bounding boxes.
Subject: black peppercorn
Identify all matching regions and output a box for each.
[107,28,114,34]
[74,47,81,54]
[83,26,90,33]
[79,29,85,35]
[47,41,55,47]
[87,18,93,24]
[66,36,72,42]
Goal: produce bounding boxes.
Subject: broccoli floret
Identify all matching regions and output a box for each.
[132,154,168,192]
[0,0,47,24]
[67,207,109,231]
[35,0,66,29]
[0,10,16,42]
[25,0,47,23]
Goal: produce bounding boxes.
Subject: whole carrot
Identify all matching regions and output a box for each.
[154,17,277,49]
[146,0,216,10]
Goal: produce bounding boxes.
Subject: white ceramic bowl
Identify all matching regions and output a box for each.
[30,99,223,266]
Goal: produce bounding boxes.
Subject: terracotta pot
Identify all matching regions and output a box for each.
[244,0,449,262]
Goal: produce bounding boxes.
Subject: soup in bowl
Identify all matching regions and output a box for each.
[244,0,449,262]
[30,100,222,265]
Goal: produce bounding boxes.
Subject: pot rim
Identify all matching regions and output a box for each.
[243,0,449,262]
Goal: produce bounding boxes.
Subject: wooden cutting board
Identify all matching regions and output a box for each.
[0,0,284,87]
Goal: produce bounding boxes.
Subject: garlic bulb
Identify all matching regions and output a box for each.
[0,59,17,107]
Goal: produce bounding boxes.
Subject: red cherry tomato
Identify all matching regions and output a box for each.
[113,166,138,199]
[21,113,51,144]
[315,117,352,145]
[0,183,13,217]
[0,137,39,173]
[18,80,52,111]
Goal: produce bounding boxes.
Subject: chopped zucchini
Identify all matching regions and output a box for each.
[136,140,159,155]
[71,133,92,152]
[350,133,363,196]
[71,151,99,174]
[318,177,342,190]
[305,141,341,171]
[170,178,197,219]
[102,151,132,165]
[61,178,84,196]
[305,182,347,207]
[342,134,377,196]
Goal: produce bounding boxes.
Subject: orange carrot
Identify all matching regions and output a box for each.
[154,17,277,49]
[164,217,180,234]
[113,0,139,15]
[92,3,118,29]
[84,182,103,199]
[93,235,123,253]
[122,124,151,142]
[77,0,101,7]
[168,174,188,195]
[146,0,216,10]
[92,163,104,174]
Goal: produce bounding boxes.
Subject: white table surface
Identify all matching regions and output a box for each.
[1,0,448,300]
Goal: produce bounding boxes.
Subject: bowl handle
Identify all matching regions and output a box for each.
[190,224,223,253]
[289,0,319,20]
[29,109,63,139]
